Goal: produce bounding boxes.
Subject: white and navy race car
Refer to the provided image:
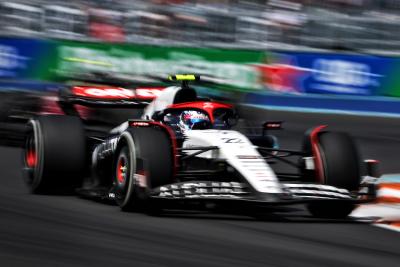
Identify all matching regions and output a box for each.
[23,75,379,219]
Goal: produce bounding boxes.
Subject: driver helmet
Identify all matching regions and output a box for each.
[178,110,210,132]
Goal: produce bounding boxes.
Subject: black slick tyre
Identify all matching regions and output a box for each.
[114,126,174,211]
[305,131,361,219]
[23,115,86,194]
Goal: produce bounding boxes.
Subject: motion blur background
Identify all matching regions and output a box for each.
[2,0,400,52]
[1,0,400,105]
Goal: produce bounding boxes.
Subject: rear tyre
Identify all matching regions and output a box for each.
[304,131,361,219]
[23,115,86,194]
[114,126,174,212]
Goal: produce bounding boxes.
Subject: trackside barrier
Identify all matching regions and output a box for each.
[260,51,399,97]
[4,37,400,113]
[0,37,266,91]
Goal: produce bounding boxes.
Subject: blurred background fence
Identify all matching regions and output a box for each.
[1,0,400,54]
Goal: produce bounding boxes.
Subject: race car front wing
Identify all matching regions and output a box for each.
[149,180,375,204]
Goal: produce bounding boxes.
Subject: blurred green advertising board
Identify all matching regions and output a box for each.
[5,37,400,100]
[53,40,266,91]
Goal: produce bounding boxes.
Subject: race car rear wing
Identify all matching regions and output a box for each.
[59,74,218,108]
[59,86,165,107]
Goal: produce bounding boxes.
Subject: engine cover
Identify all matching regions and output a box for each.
[183,130,283,194]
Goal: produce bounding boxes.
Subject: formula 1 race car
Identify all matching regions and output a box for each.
[22,75,378,219]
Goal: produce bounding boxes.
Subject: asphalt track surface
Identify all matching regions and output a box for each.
[1,107,400,267]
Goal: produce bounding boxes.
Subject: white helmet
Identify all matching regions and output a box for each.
[178,110,210,132]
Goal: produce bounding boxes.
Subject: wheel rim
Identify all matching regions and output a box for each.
[25,135,37,169]
[24,130,39,187]
[115,148,131,204]
[117,156,128,185]
[24,119,46,192]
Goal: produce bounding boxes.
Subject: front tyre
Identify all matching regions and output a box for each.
[114,126,175,211]
[303,130,361,219]
[113,135,139,210]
